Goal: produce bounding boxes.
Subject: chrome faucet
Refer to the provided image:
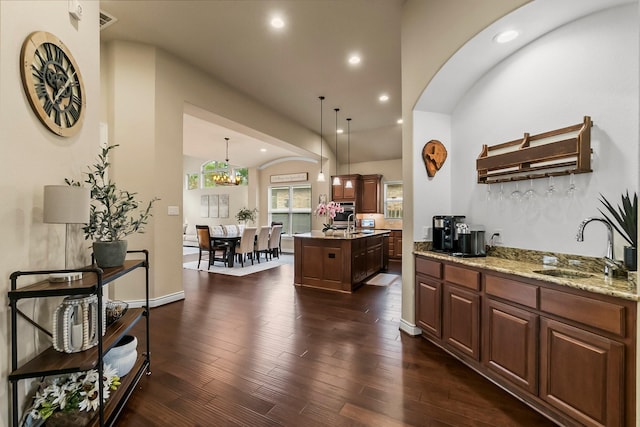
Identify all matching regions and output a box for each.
[576,217,623,276]
[347,213,355,233]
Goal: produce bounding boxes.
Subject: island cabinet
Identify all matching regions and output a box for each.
[294,232,387,293]
[415,253,637,427]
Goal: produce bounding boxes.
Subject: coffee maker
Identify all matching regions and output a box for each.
[432,215,465,252]
[455,223,487,257]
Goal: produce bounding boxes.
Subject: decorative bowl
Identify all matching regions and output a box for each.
[104,335,137,377]
[106,300,128,325]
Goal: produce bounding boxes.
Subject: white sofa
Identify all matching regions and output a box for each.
[183,224,245,247]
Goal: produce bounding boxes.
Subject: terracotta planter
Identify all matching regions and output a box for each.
[93,240,128,268]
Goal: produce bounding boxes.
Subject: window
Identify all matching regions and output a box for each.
[185,173,199,190]
[269,185,312,235]
[201,160,249,188]
[384,181,403,219]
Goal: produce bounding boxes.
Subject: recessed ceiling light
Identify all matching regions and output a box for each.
[270,16,285,29]
[379,94,389,102]
[493,30,519,44]
[260,148,267,152]
[337,129,344,134]
[348,55,361,65]
[397,118,403,124]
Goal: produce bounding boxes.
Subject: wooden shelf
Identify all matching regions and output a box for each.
[9,260,146,300]
[476,116,593,184]
[9,308,145,381]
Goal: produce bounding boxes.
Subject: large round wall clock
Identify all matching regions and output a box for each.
[20,31,86,137]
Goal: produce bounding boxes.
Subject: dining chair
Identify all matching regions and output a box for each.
[195,225,228,269]
[254,226,271,263]
[268,225,283,260]
[270,221,283,254]
[236,227,257,267]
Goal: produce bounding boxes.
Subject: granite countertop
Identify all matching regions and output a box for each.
[414,249,639,302]
[296,229,391,240]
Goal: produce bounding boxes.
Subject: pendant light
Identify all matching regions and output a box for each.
[344,118,353,189]
[332,108,341,186]
[317,96,326,182]
[211,137,241,186]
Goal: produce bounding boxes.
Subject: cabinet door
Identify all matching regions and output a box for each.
[540,317,624,427]
[395,234,402,258]
[483,299,538,394]
[332,179,344,200]
[416,274,441,337]
[360,175,380,213]
[443,284,480,360]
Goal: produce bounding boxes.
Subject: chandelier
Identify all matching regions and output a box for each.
[211,137,242,186]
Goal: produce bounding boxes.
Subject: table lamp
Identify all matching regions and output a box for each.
[43,185,90,282]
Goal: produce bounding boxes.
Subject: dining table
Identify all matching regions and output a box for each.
[212,234,241,267]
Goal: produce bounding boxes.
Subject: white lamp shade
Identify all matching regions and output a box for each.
[43,185,90,224]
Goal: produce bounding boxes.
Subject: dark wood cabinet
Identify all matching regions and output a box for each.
[540,317,624,427]
[483,298,538,394]
[360,174,381,213]
[331,174,382,213]
[414,254,636,427]
[331,174,361,203]
[388,230,402,259]
[443,284,480,360]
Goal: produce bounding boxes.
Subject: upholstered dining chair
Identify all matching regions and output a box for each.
[236,227,257,267]
[195,225,228,269]
[270,221,283,254]
[268,225,283,260]
[254,226,271,263]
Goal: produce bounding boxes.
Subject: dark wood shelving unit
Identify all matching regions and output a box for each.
[8,250,150,427]
[476,116,593,184]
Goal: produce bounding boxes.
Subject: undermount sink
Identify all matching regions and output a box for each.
[532,269,592,279]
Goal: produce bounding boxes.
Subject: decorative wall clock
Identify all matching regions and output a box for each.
[20,31,85,137]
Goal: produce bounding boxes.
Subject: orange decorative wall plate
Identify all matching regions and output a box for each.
[422,140,447,177]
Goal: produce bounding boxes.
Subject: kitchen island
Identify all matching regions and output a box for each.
[294,230,390,293]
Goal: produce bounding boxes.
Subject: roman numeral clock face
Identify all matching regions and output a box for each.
[20,31,85,137]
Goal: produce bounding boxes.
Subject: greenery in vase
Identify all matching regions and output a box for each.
[67,144,158,242]
[599,190,637,247]
[236,207,258,224]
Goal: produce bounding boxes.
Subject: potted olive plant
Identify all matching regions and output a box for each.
[67,144,158,268]
[599,191,637,271]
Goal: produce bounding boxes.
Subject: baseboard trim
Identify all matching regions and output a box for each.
[399,318,422,336]
[127,291,185,308]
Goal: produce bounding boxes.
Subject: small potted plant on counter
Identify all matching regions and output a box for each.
[599,190,637,271]
[67,144,158,268]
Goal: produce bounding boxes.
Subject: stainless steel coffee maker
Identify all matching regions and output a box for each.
[455,223,486,257]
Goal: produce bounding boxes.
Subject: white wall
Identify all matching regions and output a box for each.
[447,4,638,259]
[0,1,101,423]
[412,112,452,241]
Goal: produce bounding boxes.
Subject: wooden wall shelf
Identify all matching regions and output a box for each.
[476,116,593,184]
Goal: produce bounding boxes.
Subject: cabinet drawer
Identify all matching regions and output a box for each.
[415,256,442,279]
[540,288,626,337]
[485,275,538,309]
[444,264,479,291]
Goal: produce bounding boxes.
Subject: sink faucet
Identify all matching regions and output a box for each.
[576,217,623,276]
[347,213,355,233]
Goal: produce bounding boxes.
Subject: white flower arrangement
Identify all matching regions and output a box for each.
[23,364,120,425]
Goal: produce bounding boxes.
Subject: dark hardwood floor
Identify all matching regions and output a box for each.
[117,256,557,426]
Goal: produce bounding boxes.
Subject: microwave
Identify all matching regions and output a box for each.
[333,202,355,227]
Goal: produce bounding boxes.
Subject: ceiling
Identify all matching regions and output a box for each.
[99,0,403,168]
